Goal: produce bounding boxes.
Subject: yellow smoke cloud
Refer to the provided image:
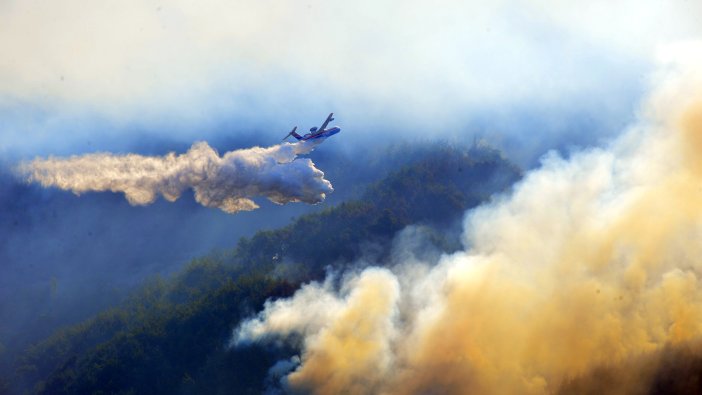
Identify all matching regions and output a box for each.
[286,269,399,394]
[236,52,702,394]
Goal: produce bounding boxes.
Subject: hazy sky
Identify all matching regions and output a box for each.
[2,0,700,158]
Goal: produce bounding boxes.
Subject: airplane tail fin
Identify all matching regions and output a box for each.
[282,126,302,141]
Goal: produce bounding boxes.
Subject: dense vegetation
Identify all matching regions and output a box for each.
[2,144,521,394]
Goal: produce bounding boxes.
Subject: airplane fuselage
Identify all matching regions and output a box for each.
[301,126,341,141]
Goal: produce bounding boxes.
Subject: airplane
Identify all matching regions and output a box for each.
[282,113,341,141]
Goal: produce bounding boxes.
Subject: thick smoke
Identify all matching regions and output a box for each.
[234,52,702,394]
[18,140,332,213]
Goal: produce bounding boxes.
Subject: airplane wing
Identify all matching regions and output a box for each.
[317,113,334,133]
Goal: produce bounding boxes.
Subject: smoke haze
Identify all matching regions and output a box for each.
[18,140,332,213]
[2,2,701,393]
[3,0,685,164]
[235,49,702,394]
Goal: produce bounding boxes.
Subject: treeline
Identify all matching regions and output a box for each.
[3,143,521,394]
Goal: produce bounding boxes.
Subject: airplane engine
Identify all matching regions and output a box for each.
[309,127,318,132]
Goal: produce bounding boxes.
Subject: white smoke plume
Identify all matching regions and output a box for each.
[234,47,702,394]
[18,140,332,213]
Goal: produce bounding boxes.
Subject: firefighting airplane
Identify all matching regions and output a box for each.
[282,113,341,141]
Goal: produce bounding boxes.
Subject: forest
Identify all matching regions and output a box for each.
[1,143,521,394]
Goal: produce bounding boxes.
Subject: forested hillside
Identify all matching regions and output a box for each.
[2,143,521,395]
